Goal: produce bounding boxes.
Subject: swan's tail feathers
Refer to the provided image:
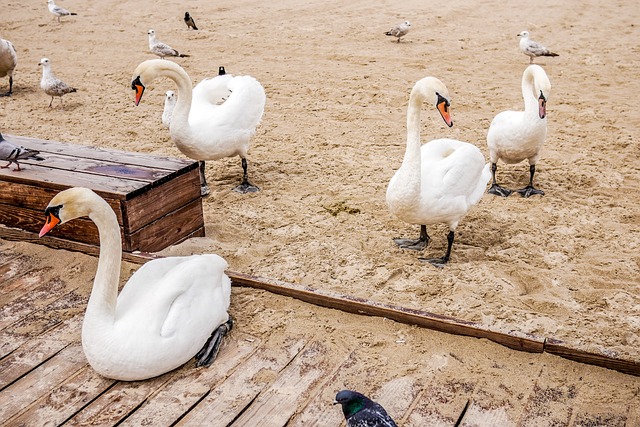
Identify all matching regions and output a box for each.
[195,316,233,368]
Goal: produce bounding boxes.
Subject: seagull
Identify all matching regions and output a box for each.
[148,29,190,59]
[0,133,44,171]
[0,36,17,96]
[334,390,398,427]
[184,12,198,30]
[517,31,559,64]
[47,0,77,23]
[385,21,411,43]
[162,90,175,128]
[39,57,77,108]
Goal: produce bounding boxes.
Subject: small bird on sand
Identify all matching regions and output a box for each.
[0,36,17,96]
[47,0,77,23]
[517,30,558,64]
[148,29,190,59]
[184,12,198,30]
[39,57,77,108]
[162,90,175,128]
[385,21,411,43]
[218,66,226,75]
[334,390,398,427]
[0,133,44,171]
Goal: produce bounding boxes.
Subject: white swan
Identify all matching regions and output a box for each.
[131,59,266,194]
[39,187,233,381]
[386,77,490,266]
[162,90,175,128]
[486,64,551,197]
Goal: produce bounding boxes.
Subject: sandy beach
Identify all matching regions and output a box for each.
[1,0,639,420]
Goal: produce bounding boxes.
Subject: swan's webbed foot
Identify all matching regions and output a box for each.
[195,316,234,368]
[393,237,428,250]
[200,185,211,196]
[488,183,512,197]
[233,180,260,194]
[516,185,544,198]
[418,256,448,268]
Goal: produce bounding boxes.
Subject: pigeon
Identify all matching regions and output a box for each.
[385,21,411,43]
[0,133,44,171]
[39,57,77,108]
[517,31,559,64]
[162,90,175,128]
[334,390,398,427]
[0,36,17,96]
[47,0,77,23]
[184,12,198,30]
[148,29,190,59]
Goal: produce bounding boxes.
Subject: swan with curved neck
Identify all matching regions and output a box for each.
[131,59,266,194]
[386,77,490,266]
[486,64,551,197]
[39,187,232,381]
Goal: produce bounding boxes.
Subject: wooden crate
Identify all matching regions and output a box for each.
[0,134,204,253]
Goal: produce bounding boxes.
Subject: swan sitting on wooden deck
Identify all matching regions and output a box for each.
[131,59,266,195]
[39,187,233,381]
[386,77,490,266]
[486,64,551,197]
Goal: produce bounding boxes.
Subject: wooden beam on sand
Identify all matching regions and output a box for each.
[1,225,638,377]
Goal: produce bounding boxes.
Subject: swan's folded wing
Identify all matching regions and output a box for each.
[190,74,235,115]
[205,75,266,130]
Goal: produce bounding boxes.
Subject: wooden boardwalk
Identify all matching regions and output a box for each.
[1,239,639,426]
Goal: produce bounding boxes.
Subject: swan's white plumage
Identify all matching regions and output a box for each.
[132,60,265,191]
[486,64,551,195]
[40,187,231,381]
[386,77,490,262]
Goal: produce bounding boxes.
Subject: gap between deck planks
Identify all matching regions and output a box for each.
[1,227,638,378]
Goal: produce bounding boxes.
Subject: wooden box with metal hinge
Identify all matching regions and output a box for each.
[0,134,204,253]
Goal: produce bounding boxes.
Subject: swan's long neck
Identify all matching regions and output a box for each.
[522,67,540,118]
[85,199,122,324]
[148,62,194,141]
[397,86,427,194]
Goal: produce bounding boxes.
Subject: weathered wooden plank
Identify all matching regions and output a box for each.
[228,340,347,427]
[0,180,125,223]
[0,275,66,329]
[0,254,39,290]
[5,134,194,171]
[288,352,359,427]
[376,376,423,424]
[176,336,306,426]
[457,401,514,427]
[0,343,87,425]
[0,288,86,358]
[3,365,114,427]
[545,338,640,377]
[126,197,205,252]
[0,315,83,389]
[405,377,478,426]
[117,334,261,427]
[122,168,200,232]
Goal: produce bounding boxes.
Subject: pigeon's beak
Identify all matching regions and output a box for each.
[332,400,339,405]
[132,76,145,106]
[39,212,60,237]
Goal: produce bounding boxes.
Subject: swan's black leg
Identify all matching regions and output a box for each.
[487,162,512,197]
[195,316,234,368]
[516,164,544,198]
[419,230,454,267]
[198,161,210,196]
[394,224,430,250]
[233,157,260,193]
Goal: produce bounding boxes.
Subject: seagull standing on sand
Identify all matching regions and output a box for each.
[334,390,398,427]
[47,0,77,23]
[39,57,77,108]
[0,133,44,171]
[0,36,17,96]
[385,21,411,43]
[148,29,190,59]
[184,12,198,30]
[517,31,558,64]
